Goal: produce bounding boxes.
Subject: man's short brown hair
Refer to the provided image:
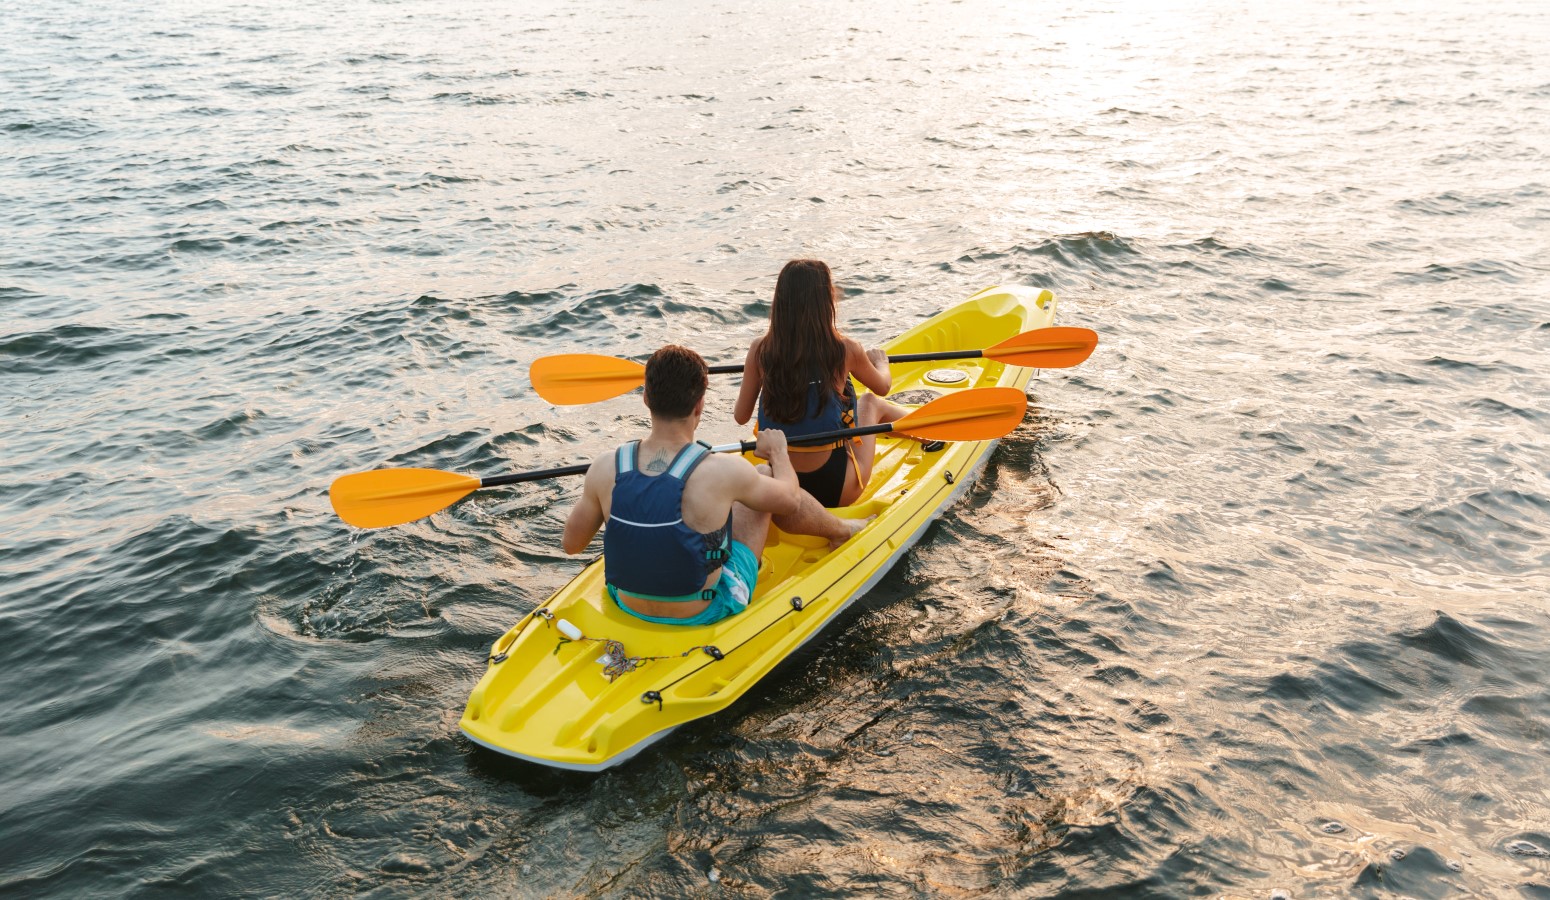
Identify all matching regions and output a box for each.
[643,345,709,419]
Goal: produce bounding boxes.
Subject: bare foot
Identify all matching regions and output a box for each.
[829,515,875,550]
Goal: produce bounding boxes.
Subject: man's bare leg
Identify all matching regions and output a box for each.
[757,463,868,548]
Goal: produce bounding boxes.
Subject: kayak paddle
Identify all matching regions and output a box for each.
[529,326,1098,405]
[330,387,1028,529]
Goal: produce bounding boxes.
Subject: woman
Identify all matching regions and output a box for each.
[734,259,925,508]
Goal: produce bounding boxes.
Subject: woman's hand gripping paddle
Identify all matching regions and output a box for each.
[329,387,1028,529]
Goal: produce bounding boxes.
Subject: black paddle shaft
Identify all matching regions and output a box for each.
[481,463,590,487]
[727,421,895,454]
[477,423,898,488]
[706,349,981,376]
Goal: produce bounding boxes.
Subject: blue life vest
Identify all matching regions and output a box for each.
[604,441,732,602]
[756,378,857,451]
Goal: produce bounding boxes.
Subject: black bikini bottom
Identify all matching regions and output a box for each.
[795,446,850,508]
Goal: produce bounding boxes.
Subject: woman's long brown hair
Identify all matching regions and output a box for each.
[757,259,845,424]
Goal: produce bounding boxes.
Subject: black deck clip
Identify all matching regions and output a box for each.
[489,651,508,664]
[944,470,955,484]
[642,690,663,711]
[790,596,805,611]
[702,645,724,660]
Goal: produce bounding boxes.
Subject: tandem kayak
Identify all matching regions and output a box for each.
[459,285,1056,770]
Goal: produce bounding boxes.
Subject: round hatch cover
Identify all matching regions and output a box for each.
[925,368,969,385]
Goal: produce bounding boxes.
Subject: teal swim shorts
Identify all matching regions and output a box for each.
[609,539,759,626]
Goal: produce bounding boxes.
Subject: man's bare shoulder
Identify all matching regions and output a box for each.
[693,453,762,498]
[698,451,757,480]
[591,447,620,470]
[584,447,620,483]
[672,449,744,529]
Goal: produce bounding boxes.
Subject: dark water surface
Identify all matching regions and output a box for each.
[3,0,1549,895]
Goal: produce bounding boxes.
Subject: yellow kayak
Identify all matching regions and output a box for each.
[460,285,1055,770]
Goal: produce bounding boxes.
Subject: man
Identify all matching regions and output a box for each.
[562,345,865,626]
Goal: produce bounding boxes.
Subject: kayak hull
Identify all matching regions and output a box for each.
[460,285,1054,770]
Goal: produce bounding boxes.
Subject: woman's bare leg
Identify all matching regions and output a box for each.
[839,393,911,505]
[870,393,910,425]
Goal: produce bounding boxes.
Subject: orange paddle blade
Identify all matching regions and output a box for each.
[891,387,1028,442]
[530,354,646,405]
[983,327,1098,368]
[330,468,481,529]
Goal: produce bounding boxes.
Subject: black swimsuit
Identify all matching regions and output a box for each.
[760,375,860,508]
[795,446,851,508]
